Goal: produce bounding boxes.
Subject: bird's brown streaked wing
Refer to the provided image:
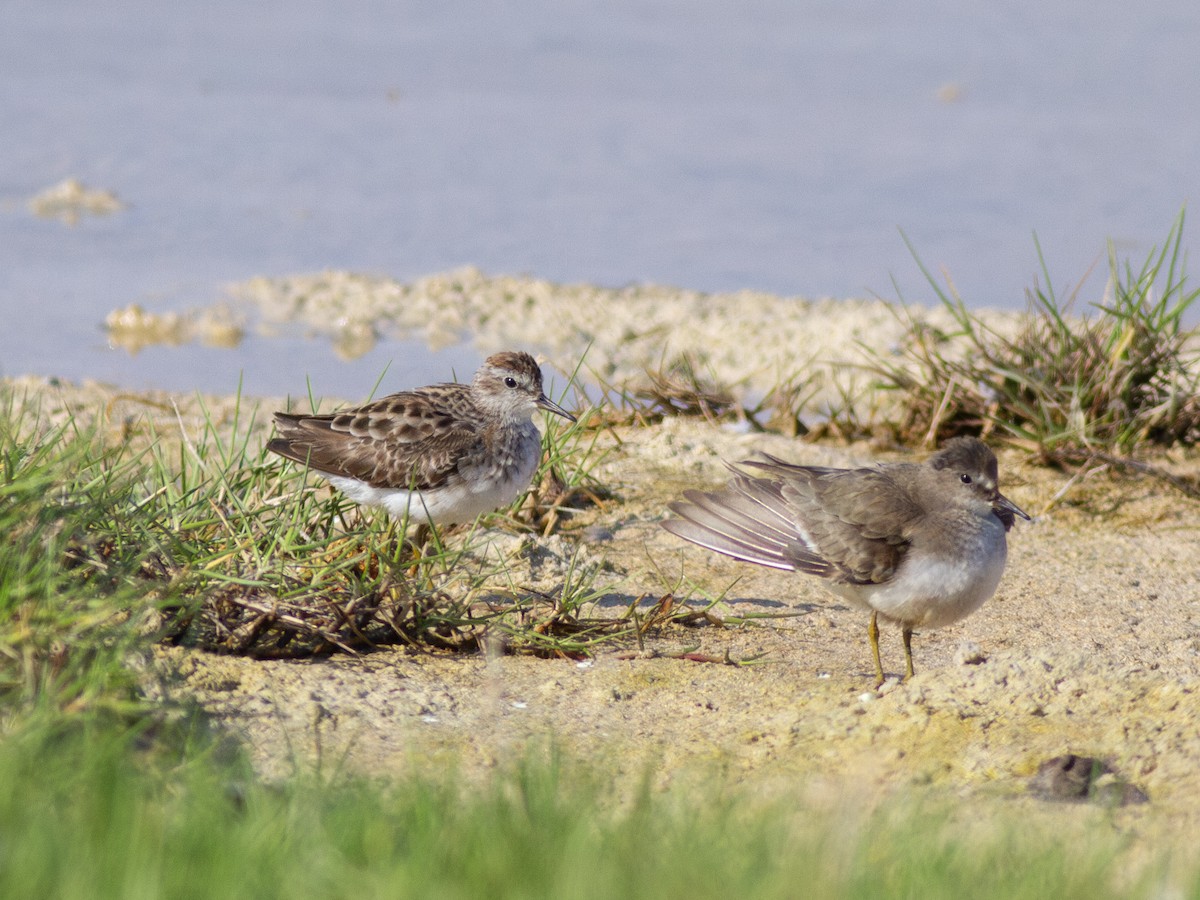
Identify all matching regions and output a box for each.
[269,387,486,490]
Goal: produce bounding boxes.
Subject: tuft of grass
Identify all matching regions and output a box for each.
[584,351,744,428]
[589,351,845,438]
[630,352,741,423]
[0,718,1185,900]
[741,365,821,438]
[873,212,1200,474]
[0,391,157,717]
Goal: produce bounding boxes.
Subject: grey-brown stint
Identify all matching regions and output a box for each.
[268,351,576,526]
[662,437,1029,685]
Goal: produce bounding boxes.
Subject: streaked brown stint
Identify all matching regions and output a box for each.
[268,351,575,526]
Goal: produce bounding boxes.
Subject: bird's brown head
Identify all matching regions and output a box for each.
[473,351,576,423]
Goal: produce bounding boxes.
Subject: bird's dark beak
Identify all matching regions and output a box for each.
[537,393,577,422]
[994,491,1031,521]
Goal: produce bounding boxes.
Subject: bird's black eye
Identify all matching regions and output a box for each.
[504,376,518,388]
[960,473,972,484]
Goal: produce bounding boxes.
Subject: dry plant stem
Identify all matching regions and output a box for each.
[1046,448,1200,501]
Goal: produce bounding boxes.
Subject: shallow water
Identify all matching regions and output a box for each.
[3,1,1198,396]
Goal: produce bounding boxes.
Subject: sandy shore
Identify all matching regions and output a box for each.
[105,267,1028,412]
[17,272,1200,848]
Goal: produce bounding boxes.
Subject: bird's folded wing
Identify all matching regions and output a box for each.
[269,389,483,489]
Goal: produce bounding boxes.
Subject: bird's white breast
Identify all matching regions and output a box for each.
[841,511,1009,628]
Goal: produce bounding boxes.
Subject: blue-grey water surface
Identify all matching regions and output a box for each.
[3,1,1198,397]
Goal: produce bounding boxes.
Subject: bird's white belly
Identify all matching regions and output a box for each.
[837,517,1009,628]
[327,432,541,525]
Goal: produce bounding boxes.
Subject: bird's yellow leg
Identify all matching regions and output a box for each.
[869,611,885,687]
[902,625,915,680]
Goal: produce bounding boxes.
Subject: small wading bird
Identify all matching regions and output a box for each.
[268,351,576,528]
[662,437,1029,686]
